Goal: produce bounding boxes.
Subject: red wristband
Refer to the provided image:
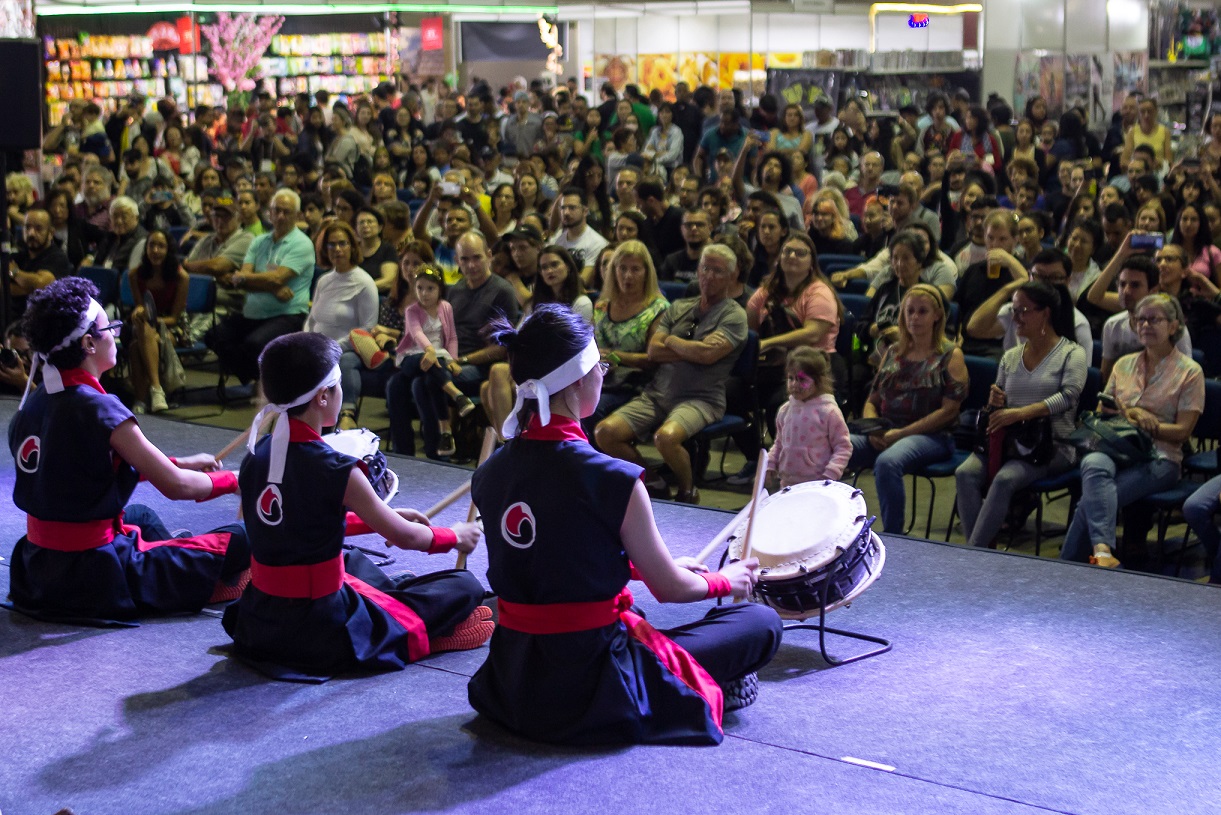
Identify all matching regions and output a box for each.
[428,527,458,554]
[199,470,238,502]
[629,561,644,582]
[700,571,733,600]
[168,457,179,467]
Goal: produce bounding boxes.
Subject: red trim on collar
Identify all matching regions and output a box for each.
[519,414,588,443]
[58,368,106,394]
[288,418,323,443]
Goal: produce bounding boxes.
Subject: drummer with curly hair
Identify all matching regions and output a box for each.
[8,277,249,624]
[468,304,783,746]
[221,331,492,681]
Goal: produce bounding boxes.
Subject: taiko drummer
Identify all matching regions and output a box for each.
[468,304,783,746]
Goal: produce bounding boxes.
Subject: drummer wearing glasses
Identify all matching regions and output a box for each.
[8,277,249,623]
[470,304,782,745]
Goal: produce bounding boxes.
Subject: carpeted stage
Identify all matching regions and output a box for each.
[2,401,1220,815]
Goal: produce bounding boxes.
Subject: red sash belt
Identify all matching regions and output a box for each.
[497,585,725,730]
[497,587,636,635]
[26,516,119,551]
[250,555,344,599]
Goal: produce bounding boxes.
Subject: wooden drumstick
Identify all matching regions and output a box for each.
[424,481,472,519]
[737,449,769,566]
[455,427,499,569]
[215,410,274,463]
[695,502,756,567]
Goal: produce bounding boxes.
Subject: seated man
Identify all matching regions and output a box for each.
[204,189,314,386]
[9,207,74,315]
[181,192,254,312]
[595,243,747,505]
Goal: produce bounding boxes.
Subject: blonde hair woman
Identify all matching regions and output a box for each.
[847,283,968,532]
[588,239,669,434]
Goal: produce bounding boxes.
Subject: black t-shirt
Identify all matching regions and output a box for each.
[15,244,74,281]
[955,261,1008,357]
[651,206,686,259]
[456,115,490,151]
[810,232,857,257]
[361,240,400,282]
[659,248,701,283]
[448,274,521,357]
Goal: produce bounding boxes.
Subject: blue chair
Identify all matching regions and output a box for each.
[691,331,759,481]
[1194,328,1221,378]
[840,292,869,320]
[174,275,216,362]
[75,266,120,311]
[819,253,865,273]
[843,278,870,296]
[1091,339,1102,368]
[1139,379,1221,574]
[660,280,688,302]
[118,272,135,310]
[168,225,189,245]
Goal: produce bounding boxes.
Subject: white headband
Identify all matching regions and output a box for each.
[501,337,599,439]
[19,298,104,410]
[247,364,342,484]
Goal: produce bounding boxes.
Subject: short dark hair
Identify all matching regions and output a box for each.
[487,303,593,429]
[560,186,586,205]
[22,277,99,371]
[1031,247,1070,270]
[259,332,342,417]
[636,180,665,202]
[1120,254,1160,290]
[1102,202,1132,223]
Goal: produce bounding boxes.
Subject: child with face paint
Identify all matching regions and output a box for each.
[763,347,851,491]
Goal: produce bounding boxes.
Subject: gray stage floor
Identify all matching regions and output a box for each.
[2,402,1220,815]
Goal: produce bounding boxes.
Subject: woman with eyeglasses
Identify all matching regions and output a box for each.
[8,277,249,623]
[955,280,1086,548]
[467,303,781,745]
[1060,293,1203,568]
[731,232,842,484]
[304,221,378,431]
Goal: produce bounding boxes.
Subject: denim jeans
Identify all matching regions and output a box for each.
[848,432,954,534]
[385,367,418,455]
[411,360,484,457]
[1183,473,1221,582]
[1060,453,1180,562]
[955,446,1075,548]
[338,350,362,411]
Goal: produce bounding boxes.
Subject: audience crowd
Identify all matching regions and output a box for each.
[12,77,1221,579]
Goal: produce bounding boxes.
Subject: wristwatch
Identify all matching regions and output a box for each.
[458,355,470,366]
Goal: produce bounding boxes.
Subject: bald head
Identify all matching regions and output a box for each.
[456,231,491,284]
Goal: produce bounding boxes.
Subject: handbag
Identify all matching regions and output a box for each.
[1001,417,1055,465]
[1069,412,1157,469]
[157,321,187,394]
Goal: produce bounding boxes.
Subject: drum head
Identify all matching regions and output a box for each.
[728,480,868,580]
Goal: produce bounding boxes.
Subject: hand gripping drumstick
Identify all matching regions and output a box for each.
[455,427,499,570]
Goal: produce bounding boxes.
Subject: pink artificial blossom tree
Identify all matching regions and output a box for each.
[201,12,284,95]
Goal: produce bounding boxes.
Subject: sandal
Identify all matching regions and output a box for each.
[1089,552,1122,569]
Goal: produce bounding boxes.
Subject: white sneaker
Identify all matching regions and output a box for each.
[133,401,147,415]
[149,386,169,413]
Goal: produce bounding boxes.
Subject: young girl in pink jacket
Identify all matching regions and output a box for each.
[395,266,476,458]
[764,348,852,490]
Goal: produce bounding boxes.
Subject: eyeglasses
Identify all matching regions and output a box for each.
[596,361,611,375]
[1011,305,1046,316]
[90,320,123,336]
[1135,315,1168,326]
[781,246,811,257]
[326,241,351,249]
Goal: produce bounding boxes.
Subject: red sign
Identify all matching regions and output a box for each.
[147,21,181,50]
[421,16,444,51]
[176,16,199,54]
